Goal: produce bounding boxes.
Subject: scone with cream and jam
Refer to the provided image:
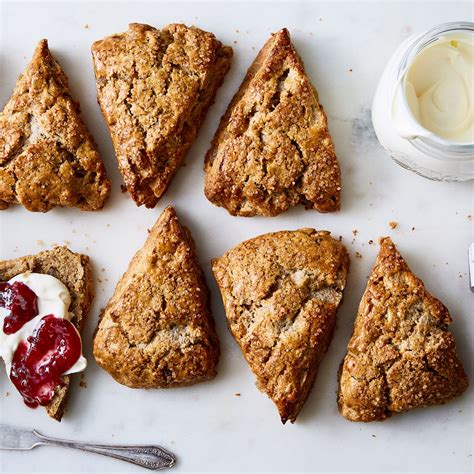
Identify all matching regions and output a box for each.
[0,247,93,421]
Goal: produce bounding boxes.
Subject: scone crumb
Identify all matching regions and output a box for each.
[235,393,241,397]
[468,215,472,221]
[389,221,398,229]
[352,229,358,236]
[84,24,89,29]
[36,240,45,246]
[5,392,9,397]
[355,252,362,259]
[120,185,127,193]
[369,239,374,245]
[79,374,87,388]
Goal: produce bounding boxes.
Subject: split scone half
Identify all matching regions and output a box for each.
[338,237,468,422]
[93,206,220,388]
[92,23,233,208]
[205,28,341,217]
[0,40,111,212]
[212,229,349,423]
[0,247,93,421]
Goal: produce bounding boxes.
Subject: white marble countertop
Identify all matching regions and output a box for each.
[0,1,472,472]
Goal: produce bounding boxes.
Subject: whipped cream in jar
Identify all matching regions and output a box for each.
[372,22,474,181]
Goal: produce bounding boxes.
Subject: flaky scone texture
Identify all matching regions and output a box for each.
[205,28,341,217]
[93,206,220,388]
[212,229,349,423]
[0,246,93,421]
[92,23,233,208]
[0,40,111,212]
[338,237,468,422]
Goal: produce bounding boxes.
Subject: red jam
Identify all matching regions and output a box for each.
[10,315,82,408]
[0,281,38,335]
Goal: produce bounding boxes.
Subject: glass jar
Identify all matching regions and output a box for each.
[372,21,474,181]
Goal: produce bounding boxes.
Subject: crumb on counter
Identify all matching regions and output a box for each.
[355,252,362,259]
[84,24,89,30]
[352,229,358,236]
[235,393,241,397]
[36,240,45,246]
[79,374,87,388]
[369,239,374,245]
[389,221,398,229]
[120,184,127,193]
[412,226,415,231]
[468,215,472,221]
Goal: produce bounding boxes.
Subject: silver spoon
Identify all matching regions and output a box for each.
[0,424,176,470]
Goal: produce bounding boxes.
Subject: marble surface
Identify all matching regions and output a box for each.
[0,1,472,472]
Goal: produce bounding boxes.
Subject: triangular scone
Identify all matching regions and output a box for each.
[204,28,341,217]
[338,237,468,422]
[0,246,93,421]
[212,229,349,423]
[93,206,220,388]
[92,23,233,208]
[0,40,111,212]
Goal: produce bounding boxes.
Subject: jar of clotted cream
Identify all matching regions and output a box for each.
[372,22,474,181]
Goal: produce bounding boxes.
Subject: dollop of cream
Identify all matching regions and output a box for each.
[404,34,474,142]
[0,272,87,375]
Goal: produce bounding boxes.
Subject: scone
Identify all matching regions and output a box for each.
[0,247,93,421]
[338,237,468,422]
[0,40,111,212]
[204,28,341,217]
[212,229,349,423]
[91,23,233,208]
[93,206,220,388]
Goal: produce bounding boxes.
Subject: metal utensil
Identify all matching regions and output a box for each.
[0,424,176,470]
[469,243,474,292]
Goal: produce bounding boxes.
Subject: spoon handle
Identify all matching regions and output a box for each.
[33,430,176,471]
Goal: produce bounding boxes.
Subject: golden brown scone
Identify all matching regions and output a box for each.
[0,247,93,421]
[212,229,349,423]
[204,28,341,217]
[0,40,111,212]
[338,237,468,422]
[93,206,220,388]
[91,23,233,208]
